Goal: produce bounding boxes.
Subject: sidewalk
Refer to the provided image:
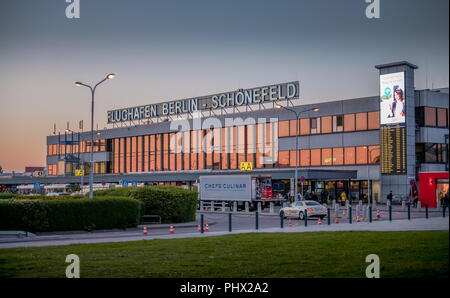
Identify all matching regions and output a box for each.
[0,217,447,249]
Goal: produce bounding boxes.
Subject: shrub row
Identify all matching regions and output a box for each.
[0,196,143,232]
[94,186,198,223]
[0,193,18,200]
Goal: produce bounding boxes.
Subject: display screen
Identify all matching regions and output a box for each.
[379,72,406,125]
[380,125,407,174]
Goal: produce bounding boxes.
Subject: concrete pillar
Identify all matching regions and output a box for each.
[257,202,262,213]
[233,201,237,213]
[200,201,204,211]
[211,201,214,212]
[335,204,339,217]
[332,199,336,208]
[270,202,274,214]
[222,201,226,212]
[245,202,249,213]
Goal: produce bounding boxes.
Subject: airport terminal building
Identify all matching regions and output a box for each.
[5,61,449,205]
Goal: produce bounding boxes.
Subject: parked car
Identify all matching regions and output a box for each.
[280,200,327,220]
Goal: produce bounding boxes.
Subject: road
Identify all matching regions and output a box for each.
[0,204,447,248]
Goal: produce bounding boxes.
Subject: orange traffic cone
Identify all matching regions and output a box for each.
[169,224,174,234]
[143,225,147,235]
[335,217,339,224]
[205,222,209,232]
[197,222,201,232]
[317,217,322,225]
[288,217,292,227]
[356,216,360,223]
[377,209,381,219]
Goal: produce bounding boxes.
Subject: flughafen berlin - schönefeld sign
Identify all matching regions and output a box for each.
[107,81,299,124]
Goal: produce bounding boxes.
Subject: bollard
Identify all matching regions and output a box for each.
[408,203,411,220]
[201,214,204,234]
[245,202,249,213]
[222,201,226,212]
[327,208,331,225]
[401,200,406,211]
[425,205,429,219]
[256,211,259,230]
[270,202,274,214]
[369,205,372,223]
[280,210,284,229]
[233,201,237,213]
[257,202,262,213]
[389,205,392,222]
[200,201,204,211]
[349,206,352,224]
[229,213,232,232]
[304,209,308,227]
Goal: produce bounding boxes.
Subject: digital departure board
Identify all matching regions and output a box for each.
[380,125,407,174]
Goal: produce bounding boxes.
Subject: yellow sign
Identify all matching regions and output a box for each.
[75,169,84,176]
[240,162,253,171]
[34,171,44,177]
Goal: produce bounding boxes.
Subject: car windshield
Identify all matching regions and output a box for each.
[305,201,320,206]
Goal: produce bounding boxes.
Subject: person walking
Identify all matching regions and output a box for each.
[387,190,393,205]
[413,194,419,208]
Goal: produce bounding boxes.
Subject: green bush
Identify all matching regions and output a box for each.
[0,193,18,200]
[0,196,143,232]
[93,186,198,223]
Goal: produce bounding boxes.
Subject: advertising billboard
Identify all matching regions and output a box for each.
[379,72,405,125]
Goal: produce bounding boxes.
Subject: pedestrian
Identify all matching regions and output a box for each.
[340,191,347,206]
[413,194,419,208]
[387,190,393,205]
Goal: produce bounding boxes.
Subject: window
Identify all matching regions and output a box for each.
[355,113,367,131]
[300,149,310,166]
[310,118,321,134]
[368,111,380,130]
[300,118,310,135]
[356,146,368,164]
[321,148,332,166]
[437,108,448,127]
[290,150,298,167]
[344,114,355,132]
[289,120,298,136]
[310,149,321,166]
[278,120,290,137]
[424,107,437,126]
[278,151,290,167]
[332,148,343,165]
[321,116,332,134]
[425,143,437,162]
[344,147,355,165]
[368,145,380,164]
[333,115,343,132]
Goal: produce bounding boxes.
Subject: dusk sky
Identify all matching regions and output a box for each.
[0,0,448,172]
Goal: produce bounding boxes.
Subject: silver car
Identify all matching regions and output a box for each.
[280,200,327,220]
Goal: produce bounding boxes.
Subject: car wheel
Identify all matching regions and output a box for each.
[299,211,305,220]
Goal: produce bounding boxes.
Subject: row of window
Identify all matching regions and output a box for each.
[48,140,107,156]
[416,107,449,128]
[48,162,108,176]
[416,143,448,164]
[278,111,380,137]
[112,123,278,173]
[278,146,380,167]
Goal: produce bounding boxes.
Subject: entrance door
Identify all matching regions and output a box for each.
[436,178,449,207]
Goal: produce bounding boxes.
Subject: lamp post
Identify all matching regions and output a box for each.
[276,104,319,201]
[75,73,115,199]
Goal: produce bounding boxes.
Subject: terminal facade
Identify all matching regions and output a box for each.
[41,62,449,204]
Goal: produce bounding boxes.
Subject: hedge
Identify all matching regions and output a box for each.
[95,186,198,223]
[0,193,18,200]
[0,196,144,232]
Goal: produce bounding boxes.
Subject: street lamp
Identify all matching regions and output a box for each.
[75,73,115,199]
[276,104,319,201]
